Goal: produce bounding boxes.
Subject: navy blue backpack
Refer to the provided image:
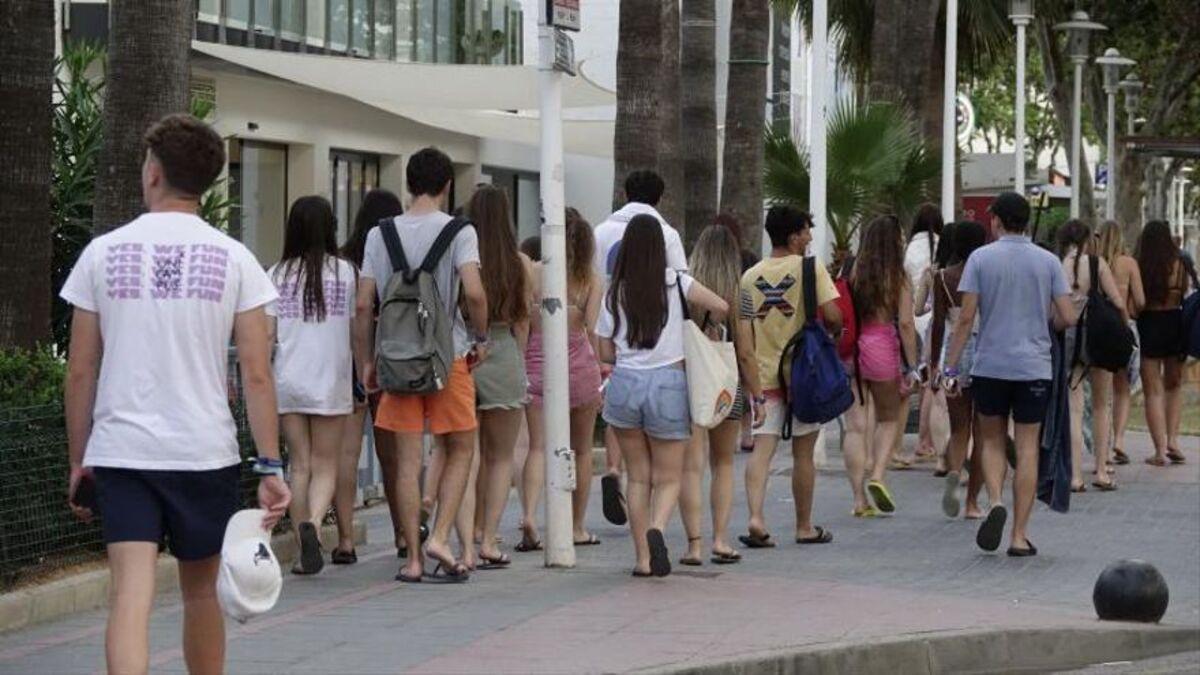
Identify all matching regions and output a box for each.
[777,257,854,439]
[1182,259,1200,359]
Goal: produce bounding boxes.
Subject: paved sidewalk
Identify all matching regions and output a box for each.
[1,431,1196,673]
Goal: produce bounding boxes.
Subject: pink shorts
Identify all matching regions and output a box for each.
[526,330,602,409]
[857,322,902,383]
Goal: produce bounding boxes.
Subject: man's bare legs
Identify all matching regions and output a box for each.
[791,432,820,540]
[394,432,426,578]
[371,423,402,550]
[976,414,1007,509]
[425,430,476,571]
[179,555,224,675]
[744,433,779,539]
[1009,421,1042,551]
[570,405,600,542]
[106,542,158,675]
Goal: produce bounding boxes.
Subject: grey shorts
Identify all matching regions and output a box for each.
[474,326,528,410]
[602,365,692,440]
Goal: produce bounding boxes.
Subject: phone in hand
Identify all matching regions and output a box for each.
[72,474,98,513]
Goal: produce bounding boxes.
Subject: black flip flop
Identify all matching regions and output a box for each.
[601,475,628,525]
[679,556,703,566]
[395,569,423,584]
[574,534,601,546]
[1092,480,1118,492]
[1167,448,1186,464]
[631,569,654,578]
[976,505,1007,552]
[796,526,833,544]
[297,522,325,575]
[646,528,671,577]
[477,552,511,569]
[514,537,543,552]
[1112,448,1130,465]
[738,531,775,549]
[424,561,470,584]
[331,548,357,565]
[1006,540,1038,557]
[711,550,741,565]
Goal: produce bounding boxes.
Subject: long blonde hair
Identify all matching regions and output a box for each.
[689,224,741,314]
[1095,220,1126,264]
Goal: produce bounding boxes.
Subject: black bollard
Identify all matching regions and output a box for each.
[1093,559,1169,623]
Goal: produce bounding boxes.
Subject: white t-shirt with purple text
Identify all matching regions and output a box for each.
[60,212,278,471]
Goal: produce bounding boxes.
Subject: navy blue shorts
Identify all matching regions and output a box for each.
[93,465,241,561]
[972,377,1050,425]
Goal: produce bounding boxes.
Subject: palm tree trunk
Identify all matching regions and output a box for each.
[612,0,662,209]
[720,0,770,252]
[682,0,718,249]
[0,1,54,349]
[93,0,194,234]
[868,0,940,137]
[655,0,685,229]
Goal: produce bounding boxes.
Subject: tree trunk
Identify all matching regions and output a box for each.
[0,1,54,349]
[93,0,194,233]
[1034,18,1096,223]
[681,0,718,249]
[655,0,685,229]
[612,0,662,209]
[868,0,940,140]
[720,0,770,252]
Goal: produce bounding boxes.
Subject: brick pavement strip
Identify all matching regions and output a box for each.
[0,432,1196,674]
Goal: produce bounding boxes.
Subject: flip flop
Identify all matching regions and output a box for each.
[1071,483,1088,493]
[631,569,654,578]
[646,528,671,577]
[796,526,833,544]
[679,556,703,566]
[574,534,602,546]
[1145,456,1168,467]
[852,506,878,518]
[888,457,914,471]
[1167,448,1186,464]
[738,531,775,548]
[514,537,543,553]
[297,522,325,575]
[932,469,949,478]
[941,471,961,519]
[1112,448,1130,465]
[1092,480,1118,492]
[711,550,742,565]
[976,504,1007,552]
[477,552,512,569]
[424,562,470,584]
[395,569,423,584]
[601,475,628,525]
[867,480,897,514]
[331,548,357,565]
[1006,539,1038,557]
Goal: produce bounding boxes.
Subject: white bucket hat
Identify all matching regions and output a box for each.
[217,509,282,623]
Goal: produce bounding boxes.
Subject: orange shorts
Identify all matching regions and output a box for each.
[374,358,477,435]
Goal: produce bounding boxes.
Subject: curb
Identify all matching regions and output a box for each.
[636,624,1200,675]
[0,520,365,635]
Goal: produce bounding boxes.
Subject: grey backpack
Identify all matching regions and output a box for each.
[375,217,469,394]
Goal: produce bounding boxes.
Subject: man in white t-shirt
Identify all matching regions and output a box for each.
[61,114,291,674]
[355,147,489,583]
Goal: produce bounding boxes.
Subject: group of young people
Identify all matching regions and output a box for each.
[59,113,1195,673]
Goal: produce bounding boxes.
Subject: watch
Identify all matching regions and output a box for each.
[252,456,285,478]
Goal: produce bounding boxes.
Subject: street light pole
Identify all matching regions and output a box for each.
[1009,1,1035,193]
[810,0,828,263]
[1095,48,1136,220]
[537,2,575,568]
[941,0,958,223]
[1120,74,1143,137]
[1055,11,1106,220]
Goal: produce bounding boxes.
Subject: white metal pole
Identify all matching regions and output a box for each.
[941,0,958,222]
[810,0,828,263]
[1070,61,1083,218]
[1105,90,1117,220]
[537,12,575,569]
[1014,20,1027,193]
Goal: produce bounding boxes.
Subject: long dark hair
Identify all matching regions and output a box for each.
[952,221,987,264]
[565,207,595,290]
[934,222,957,268]
[1137,220,1181,305]
[1057,219,1091,291]
[278,196,340,322]
[467,185,528,324]
[853,215,907,317]
[607,215,668,349]
[911,203,944,260]
[341,189,403,267]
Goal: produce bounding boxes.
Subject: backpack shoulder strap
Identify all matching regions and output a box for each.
[417,217,470,274]
[378,218,410,274]
[802,256,818,326]
[675,272,692,323]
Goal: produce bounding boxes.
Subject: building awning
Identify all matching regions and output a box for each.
[193,41,614,157]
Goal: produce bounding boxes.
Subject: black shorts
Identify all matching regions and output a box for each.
[93,465,241,561]
[972,377,1051,425]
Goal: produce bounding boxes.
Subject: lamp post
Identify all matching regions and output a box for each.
[1119,73,1143,136]
[941,0,958,222]
[810,0,828,262]
[1055,10,1106,219]
[1095,48,1136,220]
[1009,0,1034,193]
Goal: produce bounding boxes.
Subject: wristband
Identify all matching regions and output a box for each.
[941,366,960,379]
[252,456,285,478]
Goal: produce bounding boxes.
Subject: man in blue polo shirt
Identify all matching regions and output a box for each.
[944,192,1076,557]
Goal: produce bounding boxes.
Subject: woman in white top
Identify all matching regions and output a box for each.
[1057,220,1126,492]
[901,204,944,467]
[597,215,728,578]
[267,196,357,575]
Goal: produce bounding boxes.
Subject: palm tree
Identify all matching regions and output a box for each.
[720,0,771,251]
[656,0,685,229]
[0,1,54,349]
[612,0,662,209]
[764,101,939,264]
[93,0,194,234]
[681,0,719,249]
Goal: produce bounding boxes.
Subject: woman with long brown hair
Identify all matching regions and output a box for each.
[519,208,606,550]
[840,216,920,517]
[1136,221,1192,466]
[1094,221,1145,466]
[459,185,532,568]
[598,215,728,577]
[676,223,764,566]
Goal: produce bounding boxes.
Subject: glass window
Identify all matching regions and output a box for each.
[351,0,371,56]
[436,0,454,63]
[330,151,382,244]
[254,0,276,36]
[396,1,414,61]
[198,0,220,23]
[229,141,289,266]
[281,0,304,40]
[305,0,326,46]
[415,1,434,61]
[329,0,349,51]
[375,0,395,60]
[227,0,250,29]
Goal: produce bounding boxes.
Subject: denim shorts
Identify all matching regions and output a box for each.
[602,365,692,440]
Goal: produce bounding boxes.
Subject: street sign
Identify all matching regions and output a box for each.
[553,29,576,76]
[1096,163,1109,188]
[548,0,580,32]
[956,94,975,144]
